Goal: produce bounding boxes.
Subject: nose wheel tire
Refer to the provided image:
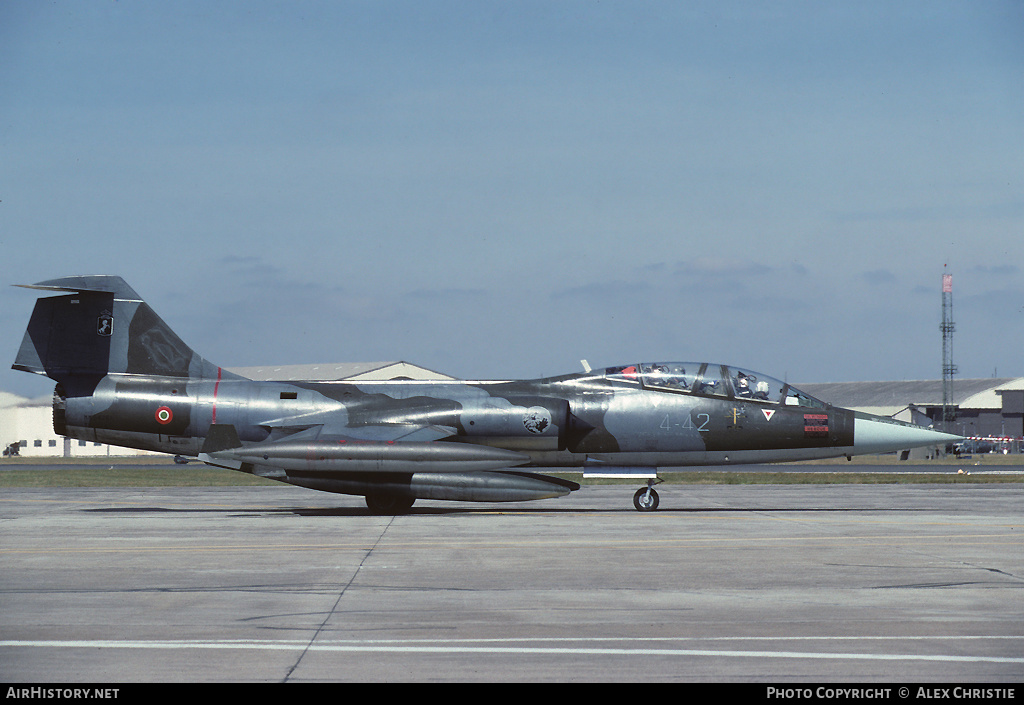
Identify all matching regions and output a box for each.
[633,486,660,512]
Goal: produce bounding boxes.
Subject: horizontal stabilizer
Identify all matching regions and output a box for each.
[15,275,144,299]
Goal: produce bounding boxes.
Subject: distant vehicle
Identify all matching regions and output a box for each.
[13,276,960,512]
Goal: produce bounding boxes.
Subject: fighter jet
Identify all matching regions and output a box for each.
[12,275,961,512]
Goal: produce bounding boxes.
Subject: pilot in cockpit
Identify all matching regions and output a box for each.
[754,379,771,400]
[666,366,690,389]
[735,371,753,397]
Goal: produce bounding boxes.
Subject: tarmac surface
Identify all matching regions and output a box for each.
[1,476,1022,683]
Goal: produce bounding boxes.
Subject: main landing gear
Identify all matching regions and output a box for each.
[632,479,662,512]
[365,492,416,515]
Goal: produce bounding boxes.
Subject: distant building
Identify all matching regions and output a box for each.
[0,390,139,458]
[0,361,454,458]
[227,361,456,382]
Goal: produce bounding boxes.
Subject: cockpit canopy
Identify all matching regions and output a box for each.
[603,362,827,409]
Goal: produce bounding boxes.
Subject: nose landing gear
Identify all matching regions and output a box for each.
[633,479,661,512]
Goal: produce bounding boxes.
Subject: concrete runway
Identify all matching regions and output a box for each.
[1,479,1022,683]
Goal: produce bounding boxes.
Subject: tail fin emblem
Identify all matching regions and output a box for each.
[97,311,113,337]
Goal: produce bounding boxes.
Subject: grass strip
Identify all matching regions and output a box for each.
[0,465,279,488]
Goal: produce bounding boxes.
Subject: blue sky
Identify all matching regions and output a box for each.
[2,1,1022,398]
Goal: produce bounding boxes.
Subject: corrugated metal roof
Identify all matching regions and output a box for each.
[960,377,1024,410]
[227,361,456,381]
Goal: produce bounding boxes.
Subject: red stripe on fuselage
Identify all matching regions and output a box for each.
[212,367,222,424]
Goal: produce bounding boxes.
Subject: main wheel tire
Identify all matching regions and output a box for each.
[365,493,416,515]
[632,487,660,512]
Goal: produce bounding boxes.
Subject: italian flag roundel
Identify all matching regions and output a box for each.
[155,406,173,425]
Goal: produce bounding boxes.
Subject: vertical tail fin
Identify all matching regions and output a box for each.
[13,275,225,386]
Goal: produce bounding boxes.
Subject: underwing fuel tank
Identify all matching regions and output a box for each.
[285,470,580,502]
[201,438,532,474]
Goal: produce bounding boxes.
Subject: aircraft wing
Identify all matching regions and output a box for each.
[198,422,531,474]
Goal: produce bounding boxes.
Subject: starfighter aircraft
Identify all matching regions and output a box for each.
[13,276,961,512]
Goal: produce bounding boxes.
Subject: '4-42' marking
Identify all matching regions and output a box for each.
[661,413,710,432]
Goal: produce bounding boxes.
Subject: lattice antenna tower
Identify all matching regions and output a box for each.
[941,269,957,430]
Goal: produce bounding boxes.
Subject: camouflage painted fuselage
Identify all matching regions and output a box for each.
[14,275,957,510]
[54,366,856,468]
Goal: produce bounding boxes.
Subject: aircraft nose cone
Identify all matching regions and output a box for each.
[854,416,962,454]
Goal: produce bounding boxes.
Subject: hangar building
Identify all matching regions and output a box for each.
[799,377,1024,453]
